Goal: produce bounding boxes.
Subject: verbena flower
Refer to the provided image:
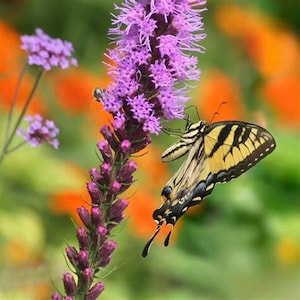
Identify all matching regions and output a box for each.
[16,114,59,149]
[53,0,206,298]
[21,28,77,71]
[1,28,77,165]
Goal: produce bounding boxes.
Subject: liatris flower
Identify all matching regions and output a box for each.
[16,114,60,149]
[53,0,206,298]
[21,28,78,71]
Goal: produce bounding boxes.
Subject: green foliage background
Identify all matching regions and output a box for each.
[0,0,299,299]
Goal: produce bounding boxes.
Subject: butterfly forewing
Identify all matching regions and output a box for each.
[204,121,276,182]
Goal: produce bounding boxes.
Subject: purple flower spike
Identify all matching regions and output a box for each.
[104,0,206,133]
[54,0,206,298]
[21,28,77,71]
[17,114,59,149]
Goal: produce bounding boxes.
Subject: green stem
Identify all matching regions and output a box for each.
[4,62,28,144]
[0,67,44,165]
[5,140,28,154]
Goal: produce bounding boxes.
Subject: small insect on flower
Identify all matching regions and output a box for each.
[17,114,60,149]
[142,120,276,257]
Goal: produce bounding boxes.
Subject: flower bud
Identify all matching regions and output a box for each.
[109,180,121,196]
[100,125,118,151]
[100,162,111,185]
[95,225,107,246]
[120,140,131,155]
[77,227,89,250]
[77,206,90,228]
[117,161,137,182]
[87,182,103,205]
[91,207,103,227]
[86,282,105,300]
[97,140,113,163]
[109,199,128,219]
[81,268,94,288]
[130,135,151,153]
[78,250,89,270]
[89,167,101,182]
[65,246,78,267]
[98,240,117,264]
[63,273,76,296]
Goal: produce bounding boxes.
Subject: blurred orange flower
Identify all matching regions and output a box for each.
[24,282,50,300]
[0,20,23,73]
[50,68,112,135]
[215,5,299,78]
[49,189,90,225]
[197,70,245,121]
[261,75,300,127]
[0,21,45,115]
[126,189,182,245]
[51,68,110,114]
[4,239,33,266]
[134,144,169,187]
[49,164,90,224]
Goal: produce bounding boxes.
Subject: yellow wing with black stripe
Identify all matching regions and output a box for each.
[142,120,276,257]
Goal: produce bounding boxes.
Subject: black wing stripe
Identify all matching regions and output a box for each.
[232,125,243,146]
[208,124,232,157]
[240,126,252,144]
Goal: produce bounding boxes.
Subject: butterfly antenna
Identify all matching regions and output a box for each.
[185,105,200,121]
[209,101,227,123]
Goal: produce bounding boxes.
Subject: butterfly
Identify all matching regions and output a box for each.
[142,120,276,257]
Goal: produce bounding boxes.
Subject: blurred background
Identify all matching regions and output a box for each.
[0,0,299,299]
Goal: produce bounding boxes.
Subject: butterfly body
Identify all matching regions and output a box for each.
[142,120,276,257]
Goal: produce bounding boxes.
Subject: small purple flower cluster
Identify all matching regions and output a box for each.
[16,114,59,149]
[21,28,77,71]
